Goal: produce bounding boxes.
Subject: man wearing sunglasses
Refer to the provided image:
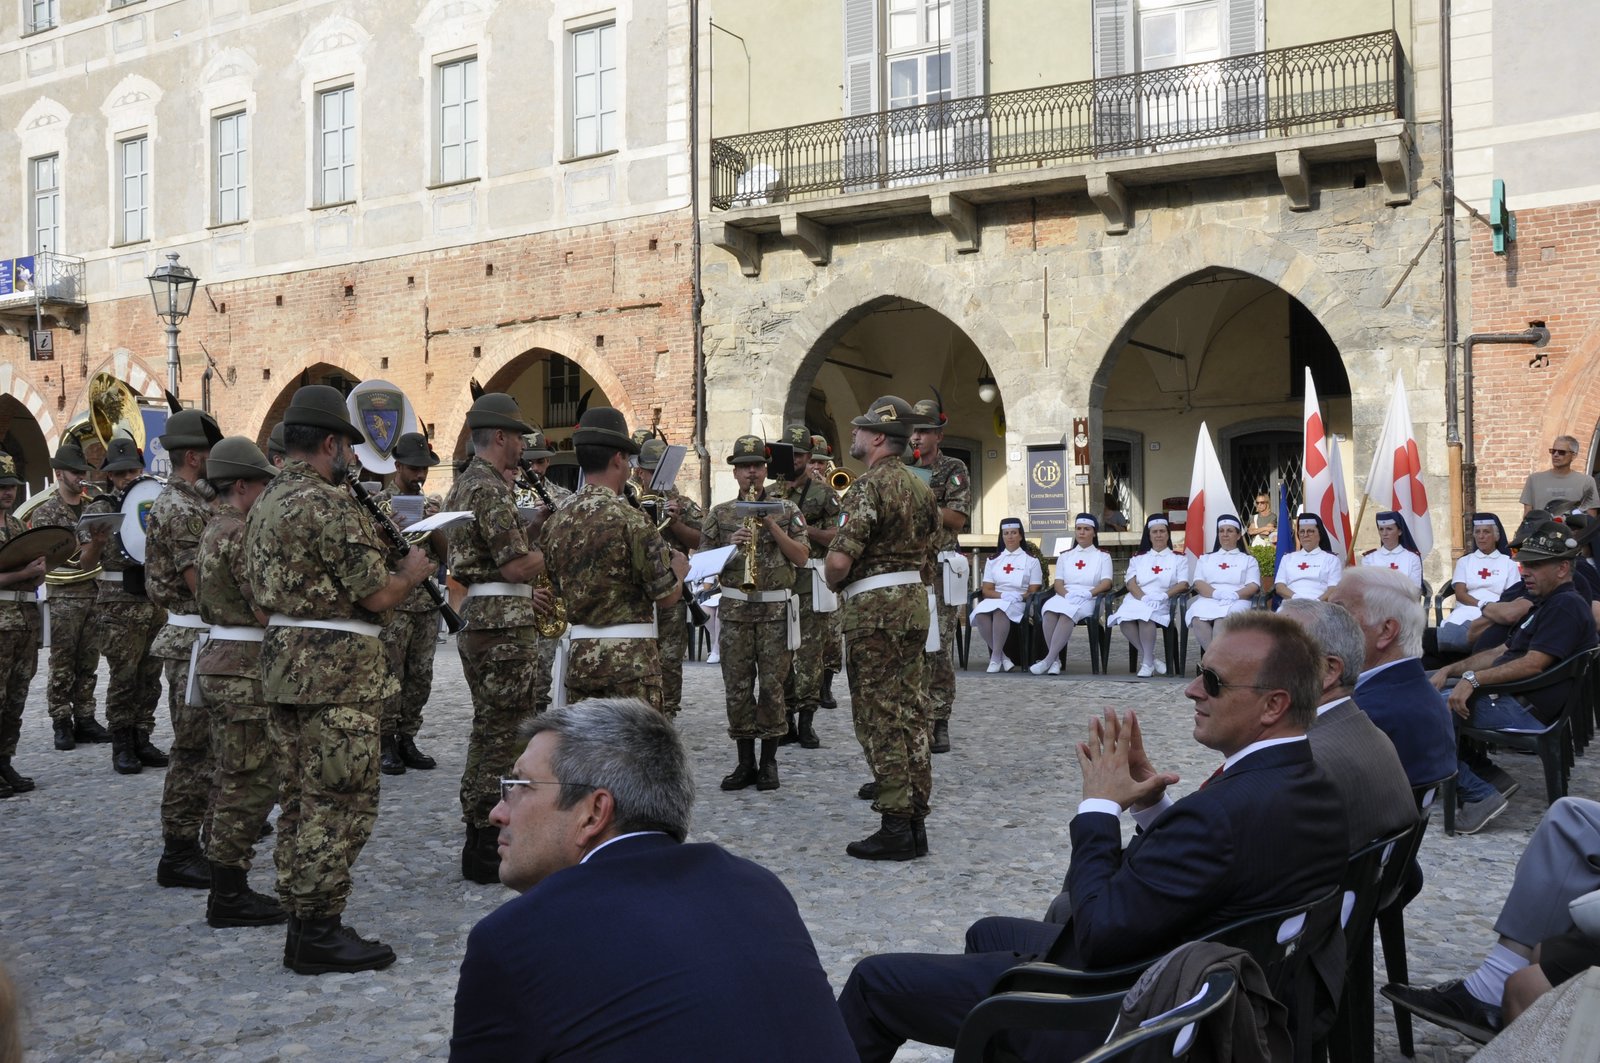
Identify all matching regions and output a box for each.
[1521,436,1598,517]
[836,613,1347,1061]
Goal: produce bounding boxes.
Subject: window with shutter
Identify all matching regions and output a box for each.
[1092,0,1135,154]
[842,0,880,191]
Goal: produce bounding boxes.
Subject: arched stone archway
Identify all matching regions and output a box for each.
[86,349,168,406]
[0,393,51,494]
[240,350,387,443]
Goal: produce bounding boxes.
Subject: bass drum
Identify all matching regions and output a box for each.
[117,475,165,564]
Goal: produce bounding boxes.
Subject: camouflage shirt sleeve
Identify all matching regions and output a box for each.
[828,475,878,561]
[633,519,679,603]
[319,494,392,604]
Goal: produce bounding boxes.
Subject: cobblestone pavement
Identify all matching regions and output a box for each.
[2,633,1587,1062]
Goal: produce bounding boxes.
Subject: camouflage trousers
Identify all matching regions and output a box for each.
[529,630,559,714]
[0,605,41,758]
[719,616,792,740]
[565,635,664,714]
[657,599,689,717]
[923,602,959,721]
[846,625,932,818]
[824,609,844,673]
[271,698,382,919]
[160,655,215,841]
[200,673,282,871]
[96,600,163,733]
[458,626,538,829]
[382,609,438,738]
[44,594,99,723]
[783,594,827,714]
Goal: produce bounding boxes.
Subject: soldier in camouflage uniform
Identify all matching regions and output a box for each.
[772,424,840,749]
[909,396,971,755]
[373,432,445,776]
[245,385,433,975]
[543,408,686,712]
[78,436,168,776]
[0,452,45,798]
[811,435,846,706]
[266,422,287,469]
[195,437,286,928]
[702,435,810,791]
[825,397,939,861]
[522,428,573,716]
[635,438,703,717]
[144,409,225,890]
[28,441,111,750]
[445,395,552,884]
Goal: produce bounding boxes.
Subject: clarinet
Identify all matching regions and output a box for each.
[346,469,464,634]
[621,476,709,627]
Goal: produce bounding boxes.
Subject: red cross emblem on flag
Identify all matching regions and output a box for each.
[1074,560,1086,569]
[1298,562,1310,571]
[1479,568,1492,580]
[1002,563,1015,574]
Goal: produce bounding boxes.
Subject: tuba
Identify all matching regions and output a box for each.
[64,373,147,470]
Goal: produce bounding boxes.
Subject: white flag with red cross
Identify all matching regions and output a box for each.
[1364,369,1435,558]
[1184,422,1231,567]
[1303,369,1354,563]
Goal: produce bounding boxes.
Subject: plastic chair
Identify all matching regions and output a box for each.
[967,588,1037,671]
[1027,589,1109,675]
[1458,647,1599,806]
[1376,776,1454,1058]
[1105,584,1187,676]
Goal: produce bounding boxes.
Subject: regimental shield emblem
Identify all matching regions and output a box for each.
[136,500,155,534]
[355,388,404,458]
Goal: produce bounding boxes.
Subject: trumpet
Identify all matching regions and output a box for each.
[828,466,854,492]
[737,485,760,590]
[514,461,569,640]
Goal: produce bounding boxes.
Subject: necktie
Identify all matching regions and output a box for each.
[1200,764,1226,789]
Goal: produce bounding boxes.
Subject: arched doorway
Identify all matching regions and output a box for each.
[1095,268,1351,529]
[785,297,1007,537]
[256,362,365,452]
[457,349,617,492]
[0,394,51,496]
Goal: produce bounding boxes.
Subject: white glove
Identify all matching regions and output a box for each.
[1213,588,1237,602]
[1002,590,1023,604]
[1143,591,1167,604]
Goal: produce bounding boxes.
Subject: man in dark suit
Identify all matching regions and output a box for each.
[449,699,853,1062]
[1327,566,1457,787]
[836,613,1348,1061]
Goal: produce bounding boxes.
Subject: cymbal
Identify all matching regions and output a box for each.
[0,526,76,571]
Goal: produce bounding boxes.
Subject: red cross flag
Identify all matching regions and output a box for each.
[1303,369,1354,563]
[1363,368,1434,559]
[1184,421,1231,568]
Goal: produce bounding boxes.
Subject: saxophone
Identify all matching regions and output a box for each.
[517,461,569,640]
[738,485,760,591]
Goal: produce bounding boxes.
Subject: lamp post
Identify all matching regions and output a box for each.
[147,252,199,403]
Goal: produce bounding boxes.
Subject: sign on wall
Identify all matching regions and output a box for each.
[0,257,36,296]
[1026,445,1069,535]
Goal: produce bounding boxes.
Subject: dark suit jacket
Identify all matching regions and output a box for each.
[1057,740,1348,968]
[1352,659,1458,786]
[450,834,854,1062]
[1308,698,1421,851]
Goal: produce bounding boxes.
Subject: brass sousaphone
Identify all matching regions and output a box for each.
[64,372,147,471]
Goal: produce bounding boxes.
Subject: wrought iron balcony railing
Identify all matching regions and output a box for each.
[0,251,85,306]
[711,30,1403,210]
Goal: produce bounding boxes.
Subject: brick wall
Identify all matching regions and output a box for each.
[1469,199,1600,515]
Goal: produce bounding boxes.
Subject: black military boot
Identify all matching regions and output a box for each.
[931,719,951,755]
[911,817,929,857]
[797,710,821,749]
[284,915,396,975]
[74,716,112,743]
[461,825,501,885]
[819,670,838,709]
[135,730,169,767]
[756,739,780,791]
[720,739,759,791]
[857,780,879,800]
[846,814,919,861]
[207,864,288,928]
[778,711,800,746]
[156,836,212,888]
[379,734,406,776]
[111,728,143,775]
[0,758,35,794]
[396,734,436,770]
[53,719,76,751]
[0,774,12,798]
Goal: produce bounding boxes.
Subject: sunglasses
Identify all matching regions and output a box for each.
[1551,449,1573,456]
[1197,664,1279,698]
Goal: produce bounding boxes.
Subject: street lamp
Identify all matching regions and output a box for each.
[147,251,199,402]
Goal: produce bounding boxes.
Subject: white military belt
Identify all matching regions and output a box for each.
[99,571,124,583]
[0,589,36,603]
[842,570,923,601]
[464,582,533,598]
[164,612,209,630]
[267,613,383,639]
[718,587,791,604]
[207,625,265,643]
[569,622,658,640]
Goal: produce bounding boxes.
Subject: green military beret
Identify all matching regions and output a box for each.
[0,451,21,486]
[284,385,364,443]
[572,407,639,454]
[51,441,90,473]
[781,423,813,456]
[159,409,224,451]
[206,436,277,482]
[522,428,555,460]
[100,436,145,473]
[466,392,534,433]
[394,432,441,468]
[727,434,770,466]
[850,395,915,438]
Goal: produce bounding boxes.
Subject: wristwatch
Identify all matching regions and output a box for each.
[1462,670,1480,690]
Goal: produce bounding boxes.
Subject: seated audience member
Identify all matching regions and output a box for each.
[1385,797,1600,1038]
[1360,511,1424,591]
[1106,514,1190,677]
[1432,514,1516,658]
[1431,521,1600,834]
[971,518,1043,673]
[1274,513,1342,603]
[449,699,853,1062]
[835,613,1347,1062]
[1326,567,1457,786]
[1467,512,1600,655]
[1185,513,1262,656]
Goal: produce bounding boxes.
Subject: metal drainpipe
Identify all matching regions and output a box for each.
[689,0,711,509]
[1461,326,1552,517]
[1440,0,1461,552]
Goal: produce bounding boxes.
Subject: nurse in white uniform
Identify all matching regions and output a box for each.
[1184,514,1262,655]
[1273,514,1343,603]
[1031,513,1114,675]
[1438,513,1517,653]
[971,518,1043,672]
[1360,510,1424,590]
[1106,514,1190,677]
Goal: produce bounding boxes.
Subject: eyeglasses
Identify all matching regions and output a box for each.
[1551,449,1573,456]
[1197,665,1280,698]
[498,777,593,803]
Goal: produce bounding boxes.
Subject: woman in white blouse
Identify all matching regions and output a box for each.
[1437,513,1517,654]
[971,518,1043,672]
[1030,514,1113,675]
[1273,513,1343,603]
[1106,515,1190,677]
[1184,514,1261,656]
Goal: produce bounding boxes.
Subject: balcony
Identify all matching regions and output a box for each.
[0,251,88,326]
[708,31,1412,275]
